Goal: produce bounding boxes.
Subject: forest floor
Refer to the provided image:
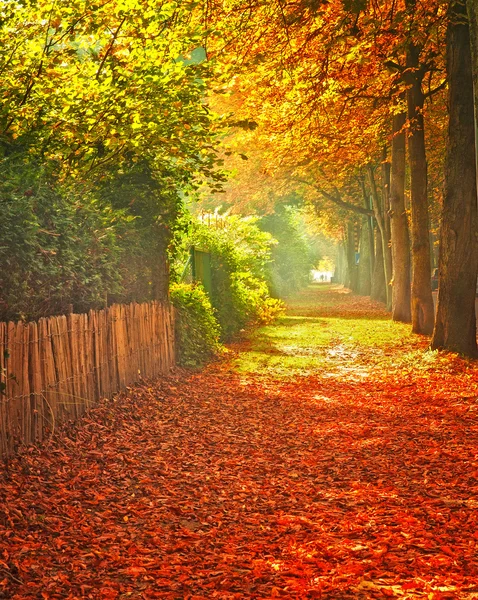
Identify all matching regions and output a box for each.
[1,284,478,599]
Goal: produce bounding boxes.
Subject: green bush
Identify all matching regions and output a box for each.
[187,217,285,341]
[170,283,222,368]
[0,159,184,321]
[0,166,125,321]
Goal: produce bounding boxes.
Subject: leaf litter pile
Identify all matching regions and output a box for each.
[2,286,478,599]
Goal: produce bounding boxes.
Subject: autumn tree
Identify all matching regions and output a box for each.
[206,0,446,323]
[0,0,224,316]
[431,0,478,357]
[389,109,411,322]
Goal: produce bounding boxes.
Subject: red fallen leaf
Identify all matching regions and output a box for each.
[402,580,424,590]
[124,566,147,576]
[99,588,119,599]
[440,545,456,557]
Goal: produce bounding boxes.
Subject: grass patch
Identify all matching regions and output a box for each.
[231,285,453,378]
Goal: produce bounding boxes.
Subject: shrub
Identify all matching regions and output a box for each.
[187,217,285,341]
[0,168,125,321]
[255,297,286,325]
[170,283,222,368]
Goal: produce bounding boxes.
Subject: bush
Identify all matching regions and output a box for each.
[186,217,285,341]
[0,167,125,321]
[170,283,222,368]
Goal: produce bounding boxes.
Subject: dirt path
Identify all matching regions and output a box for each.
[1,286,478,599]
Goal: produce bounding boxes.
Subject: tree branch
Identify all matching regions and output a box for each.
[295,178,374,216]
[96,16,127,80]
[423,79,447,98]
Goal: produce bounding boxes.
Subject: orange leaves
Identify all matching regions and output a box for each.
[1,287,478,598]
[123,566,147,576]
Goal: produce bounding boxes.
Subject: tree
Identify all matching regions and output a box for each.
[207,0,447,320]
[405,15,435,335]
[389,110,412,322]
[367,161,392,309]
[431,0,478,357]
[0,0,225,318]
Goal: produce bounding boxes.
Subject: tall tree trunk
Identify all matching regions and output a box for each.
[389,111,412,322]
[359,176,375,295]
[381,151,393,311]
[406,43,435,335]
[367,165,392,309]
[346,220,359,291]
[357,216,372,295]
[335,240,348,285]
[431,0,478,357]
[371,227,386,303]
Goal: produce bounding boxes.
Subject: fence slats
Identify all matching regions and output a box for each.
[0,323,7,457]
[0,302,175,459]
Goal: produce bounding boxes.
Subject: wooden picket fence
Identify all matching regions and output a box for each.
[0,302,175,459]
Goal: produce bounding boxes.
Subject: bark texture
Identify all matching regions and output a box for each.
[335,242,347,285]
[371,228,386,303]
[406,43,435,335]
[368,165,392,309]
[381,155,393,311]
[431,0,478,357]
[389,112,411,323]
[358,217,372,296]
[346,220,359,292]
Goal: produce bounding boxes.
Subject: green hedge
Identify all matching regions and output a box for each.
[170,283,222,368]
[187,217,285,341]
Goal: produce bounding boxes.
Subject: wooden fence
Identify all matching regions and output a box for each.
[0,302,175,459]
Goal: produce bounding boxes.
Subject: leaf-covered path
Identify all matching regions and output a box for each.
[2,285,478,599]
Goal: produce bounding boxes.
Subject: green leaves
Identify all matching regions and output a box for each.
[170,282,223,367]
[0,0,223,190]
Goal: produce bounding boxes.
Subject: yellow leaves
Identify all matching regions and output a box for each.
[0,0,218,183]
[131,114,142,130]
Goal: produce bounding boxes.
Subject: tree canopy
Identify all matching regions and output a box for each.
[1,0,477,355]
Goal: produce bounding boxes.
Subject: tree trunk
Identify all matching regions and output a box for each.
[406,43,435,335]
[381,152,393,311]
[335,241,347,285]
[346,220,359,291]
[358,176,375,296]
[389,111,412,322]
[357,216,372,295]
[431,0,478,357]
[371,227,386,303]
[367,165,392,309]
